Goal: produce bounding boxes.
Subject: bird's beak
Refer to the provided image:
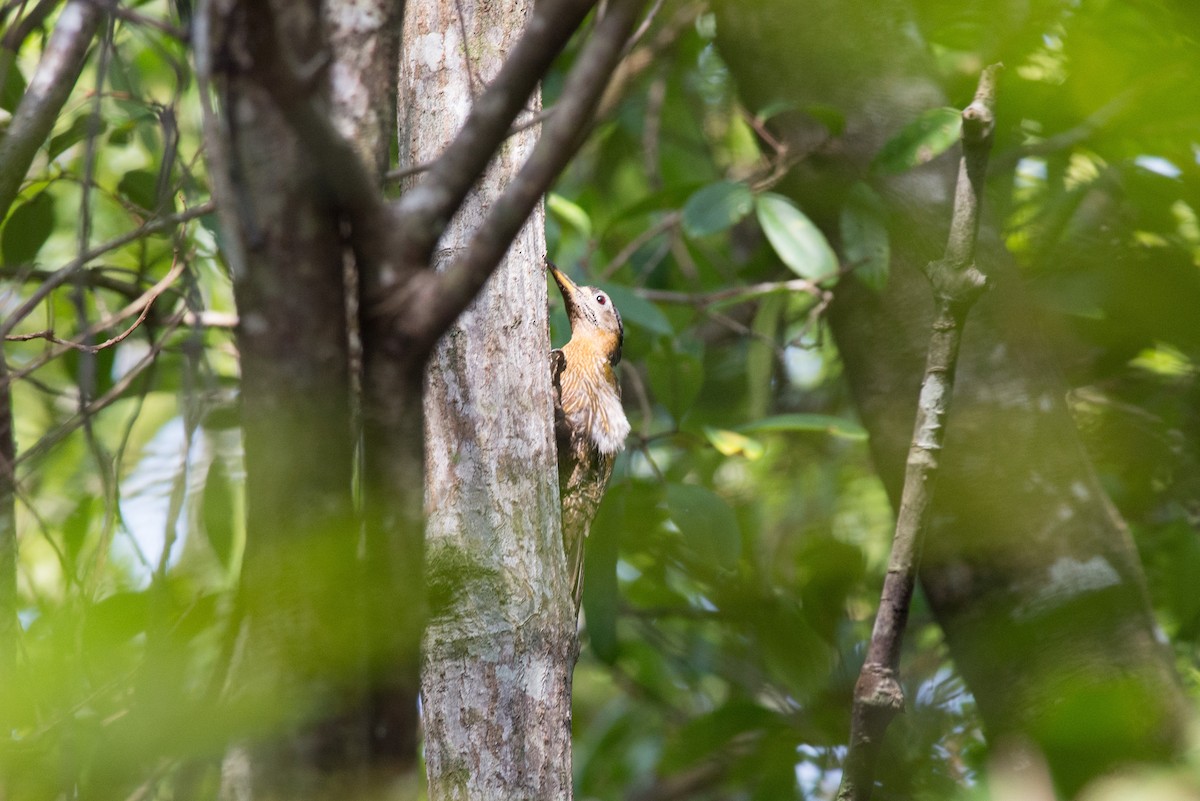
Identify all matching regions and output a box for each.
[547,261,583,308]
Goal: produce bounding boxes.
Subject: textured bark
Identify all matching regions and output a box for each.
[400,2,574,799]
[323,0,423,781]
[207,0,362,797]
[324,0,401,174]
[714,0,1185,793]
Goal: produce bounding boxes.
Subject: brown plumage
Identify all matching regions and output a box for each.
[548,261,630,615]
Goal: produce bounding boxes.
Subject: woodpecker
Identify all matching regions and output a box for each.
[547,260,630,615]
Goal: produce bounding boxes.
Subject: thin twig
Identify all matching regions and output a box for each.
[597,211,680,279]
[14,312,186,467]
[0,201,214,338]
[836,64,999,801]
[5,258,185,355]
[637,277,824,307]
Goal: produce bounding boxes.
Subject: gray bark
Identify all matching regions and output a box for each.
[204,0,362,797]
[400,2,574,798]
[325,0,401,175]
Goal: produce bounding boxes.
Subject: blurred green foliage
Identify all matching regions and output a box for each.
[0,1,1199,800]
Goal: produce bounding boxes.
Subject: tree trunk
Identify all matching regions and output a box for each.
[713,0,1185,792]
[206,0,363,796]
[399,2,575,799]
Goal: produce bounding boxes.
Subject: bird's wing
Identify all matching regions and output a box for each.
[550,349,572,475]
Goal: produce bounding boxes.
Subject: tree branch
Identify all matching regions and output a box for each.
[389,0,597,270]
[0,201,214,338]
[399,0,650,349]
[0,0,102,221]
[836,64,1000,801]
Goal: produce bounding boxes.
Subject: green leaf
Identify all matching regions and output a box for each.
[63,497,95,566]
[598,282,673,337]
[755,192,838,280]
[747,294,783,419]
[582,484,624,663]
[660,700,777,771]
[666,483,740,569]
[49,115,106,161]
[755,601,832,697]
[739,413,867,440]
[755,100,797,122]
[62,337,116,397]
[840,182,890,292]
[546,193,592,238]
[682,180,754,237]
[703,426,764,460]
[83,591,150,650]
[872,106,962,174]
[118,169,166,212]
[2,191,56,265]
[647,341,703,422]
[0,57,25,113]
[202,458,236,569]
[803,103,846,136]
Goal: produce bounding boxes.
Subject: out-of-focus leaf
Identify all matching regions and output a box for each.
[202,457,236,570]
[666,483,740,569]
[118,169,164,212]
[0,58,25,112]
[647,341,704,422]
[683,180,754,237]
[63,345,116,398]
[739,413,867,440]
[747,294,783,419]
[804,103,846,136]
[755,99,797,122]
[547,192,592,238]
[49,114,106,160]
[63,497,94,567]
[599,283,673,337]
[2,191,56,265]
[83,591,150,650]
[871,106,962,174]
[659,700,778,771]
[798,538,867,641]
[755,601,833,698]
[755,192,838,279]
[583,482,625,663]
[609,183,704,225]
[840,181,890,292]
[703,426,764,460]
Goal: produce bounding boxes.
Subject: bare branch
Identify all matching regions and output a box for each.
[4,258,184,356]
[637,277,824,307]
[390,0,598,270]
[837,64,1000,801]
[0,200,214,338]
[14,311,186,467]
[401,0,650,348]
[0,0,103,221]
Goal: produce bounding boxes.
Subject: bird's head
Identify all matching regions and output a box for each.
[547,260,623,365]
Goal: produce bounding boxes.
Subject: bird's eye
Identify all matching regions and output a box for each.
[595,293,607,306]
